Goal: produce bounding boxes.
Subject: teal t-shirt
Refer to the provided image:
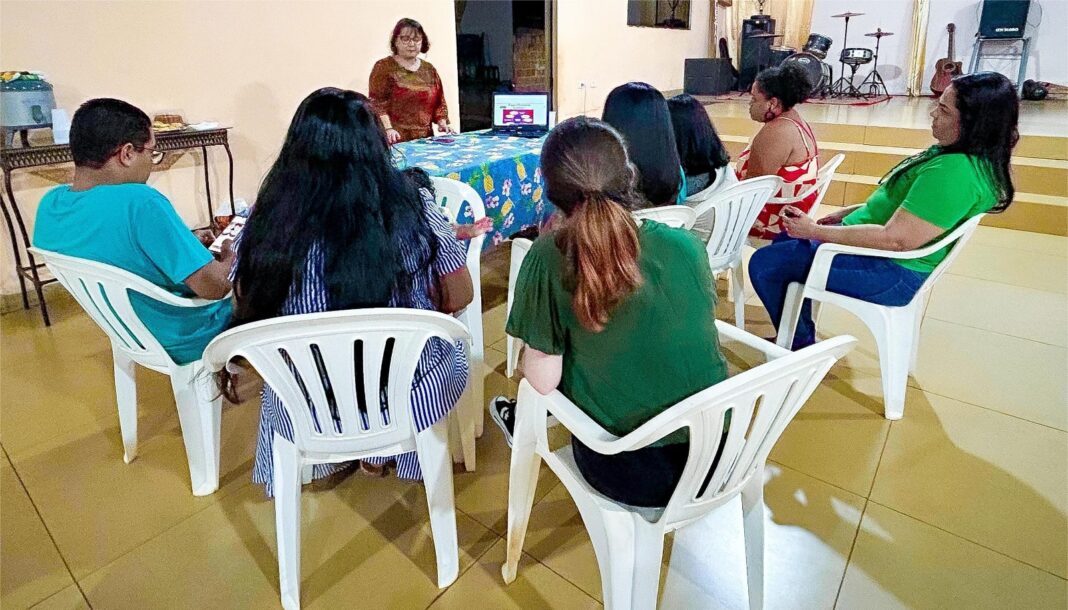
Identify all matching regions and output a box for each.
[33,183,232,364]
[842,149,997,273]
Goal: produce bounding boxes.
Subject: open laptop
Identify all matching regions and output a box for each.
[489,92,550,138]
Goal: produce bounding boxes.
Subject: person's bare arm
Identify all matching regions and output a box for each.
[744,121,794,178]
[184,241,234,300]
[523,347,563,395]
[783,205,944,251]
[817,204,864,225]
[437,266,474,314]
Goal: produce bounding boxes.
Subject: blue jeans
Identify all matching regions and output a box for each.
[749,237,930,348]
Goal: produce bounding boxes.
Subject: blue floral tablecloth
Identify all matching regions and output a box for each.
[394,131,553,250]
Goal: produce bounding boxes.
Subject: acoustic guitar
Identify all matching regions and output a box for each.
[930,23,962,95]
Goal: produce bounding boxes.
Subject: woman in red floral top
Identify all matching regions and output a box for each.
[369,18,453,144]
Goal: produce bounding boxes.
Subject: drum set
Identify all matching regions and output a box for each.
[762,12,891,100]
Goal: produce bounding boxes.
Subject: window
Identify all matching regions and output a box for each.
[627,0,691,30]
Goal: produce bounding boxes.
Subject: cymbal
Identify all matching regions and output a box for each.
[832,11,865,18]
[866,30,894,37]
[746,32,784,38]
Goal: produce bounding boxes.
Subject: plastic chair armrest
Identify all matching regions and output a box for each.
[715,320,791,360]
[804,238,950,292]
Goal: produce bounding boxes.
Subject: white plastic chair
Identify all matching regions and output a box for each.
[764,153,845,220]
[431,176,485,470]
[29,248,224,496]
[632,205,698,230]
[685,166,739,242]
[693,176,781,329]
[505,238,534,379]
[202,309,469,610]
[501,322,856,609]
[775,214,985,420]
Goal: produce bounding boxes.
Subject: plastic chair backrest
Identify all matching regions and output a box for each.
[684,165,739,206]
[695,176,781,270]
[632,205,698,230]
[624,335,855,529]
[430,177,486,342]
[29,248,205,369]
[918,213,984,292]
[203,309,471,458]
[507,238,534,318]
[765,153,845,216]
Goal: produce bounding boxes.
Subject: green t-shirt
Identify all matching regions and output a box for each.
[506,220,729,445]
[842,148,997,273]
[33,183,232,365]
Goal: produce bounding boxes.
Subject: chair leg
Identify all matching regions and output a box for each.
[865,307,915,420]
[272,433,302,610]
[170,365,222,496]
[415,418,460,588]
[583,508,664,610]
[740,469,766,610]
[500,409,543,584]
[470,341,486,438]
[457,384,478,472]
[775,283,806,349]
[909,301,925,375]
[112,347,139,464]
[301,465,314,485]
[506,337,523,379]
[731,260,746,329]
[448,409,465,465]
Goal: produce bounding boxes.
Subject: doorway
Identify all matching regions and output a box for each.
[455,0,554,131]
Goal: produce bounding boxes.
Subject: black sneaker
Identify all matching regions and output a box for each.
[489,395,517,447]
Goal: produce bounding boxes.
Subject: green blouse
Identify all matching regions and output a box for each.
[506,220,728,444]
[843,148,998,273]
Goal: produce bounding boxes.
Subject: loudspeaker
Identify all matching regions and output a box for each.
[739,15,776,91]
[684,59,736,95]
[979,0,1031,38]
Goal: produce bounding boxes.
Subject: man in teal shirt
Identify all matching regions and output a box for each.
[33,98,233,364]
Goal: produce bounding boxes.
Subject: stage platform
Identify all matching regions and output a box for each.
[701,95,1068,236]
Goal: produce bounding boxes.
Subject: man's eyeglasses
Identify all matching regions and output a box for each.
[398,35,423,45]
[142,147,167,165]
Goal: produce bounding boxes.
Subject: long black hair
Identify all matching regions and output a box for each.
[231,87,437,325]
[883,71,1018,212]
[602,82,681,207]
[667,93,730,179]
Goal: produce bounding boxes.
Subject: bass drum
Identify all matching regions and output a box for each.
[782,52,831,96]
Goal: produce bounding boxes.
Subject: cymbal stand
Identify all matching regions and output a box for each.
[859,34,889,98]
[829,13,857,97]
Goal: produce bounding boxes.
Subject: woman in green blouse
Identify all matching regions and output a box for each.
[750,72,1019,349]
[493,117,729,508]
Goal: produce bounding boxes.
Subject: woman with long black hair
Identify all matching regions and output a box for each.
[602,82,685,207]
[749,72,1018,350]
[229,87,473,495]
[667,93,731,196]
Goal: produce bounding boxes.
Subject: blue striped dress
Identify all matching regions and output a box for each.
[237,191,470,497]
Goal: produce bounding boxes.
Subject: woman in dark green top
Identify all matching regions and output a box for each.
[495,117,729,507]
[749,72,1019,349]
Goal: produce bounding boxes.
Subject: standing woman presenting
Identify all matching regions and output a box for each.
[369,17,454,144]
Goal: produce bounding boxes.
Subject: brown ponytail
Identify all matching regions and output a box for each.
[559,194,643,331]
[541,117,648,332]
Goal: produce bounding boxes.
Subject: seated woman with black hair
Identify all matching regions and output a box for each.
[750,72,1018,350]
[228,88,473,495]
[737,63,820,240]
[602,82,686,208]
[667,93,732,197]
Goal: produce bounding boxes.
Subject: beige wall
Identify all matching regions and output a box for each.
[555,0,711,119]
[0,0,712,296]
[0,0,458,294]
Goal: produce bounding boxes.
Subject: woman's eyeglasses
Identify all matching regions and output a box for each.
[398,35,423,45]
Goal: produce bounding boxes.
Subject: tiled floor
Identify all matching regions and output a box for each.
[2,224,1065,609]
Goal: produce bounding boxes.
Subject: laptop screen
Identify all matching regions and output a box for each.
[493,93,549,130]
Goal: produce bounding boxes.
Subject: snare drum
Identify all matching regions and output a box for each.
[803,33,833,60]
[770,46,796,67]
[782,52,832,95]
[840,47,874,66]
